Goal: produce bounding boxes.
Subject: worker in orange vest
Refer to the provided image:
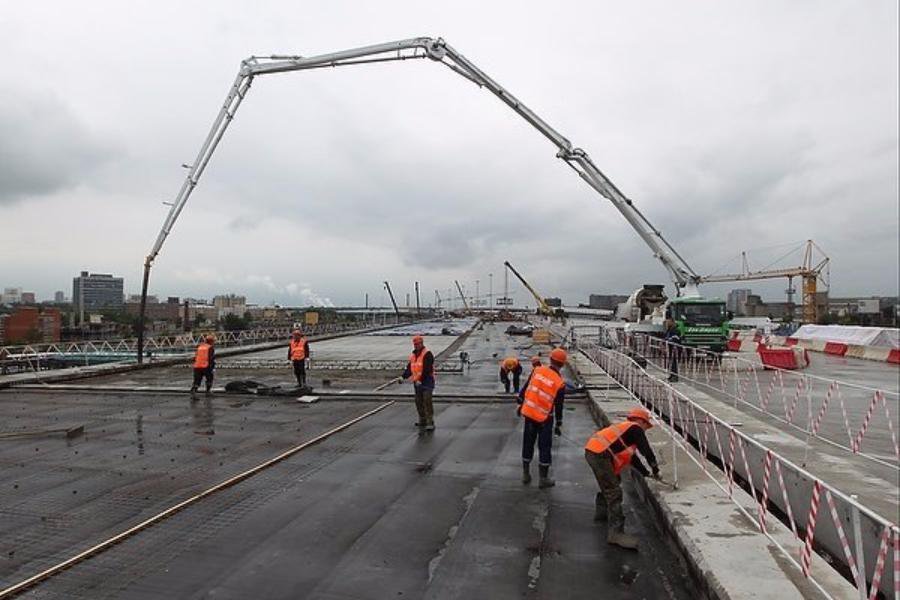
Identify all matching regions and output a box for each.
[517,347,568,488]
[399,335,435,431]
[531,356,542,368]
[499,356,523,393]
[190,334,216,398]
[584,406,660,550]
[288,329,311,388]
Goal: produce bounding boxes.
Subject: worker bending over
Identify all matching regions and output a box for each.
[400,335,436,431]
[517,348,567,488]
[190,334,216,398]
[499,356,523,393]
[288,329,311,388]
[584,406,660,550]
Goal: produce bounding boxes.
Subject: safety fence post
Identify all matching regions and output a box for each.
[849,495,868,600]
[669,387,678,488]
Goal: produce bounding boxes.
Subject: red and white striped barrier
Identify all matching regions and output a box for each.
[581,342,900,597]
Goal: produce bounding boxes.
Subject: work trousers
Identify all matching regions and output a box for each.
[499,367,522,393]
[585,449,624,532]
[292,360,307,387]
[522,415,554,466]
[414,385,434,425]
[191,367,214,391]
[668,351,679,380]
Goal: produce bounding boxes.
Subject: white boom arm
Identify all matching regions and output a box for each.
[137,36,701,360]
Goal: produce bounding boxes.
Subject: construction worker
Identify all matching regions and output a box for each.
[584,406,660,550]
[288,329,311,388]
[190,334,216,398]
[517,347,567,488]
[400,335,435,431]
[664,318,680,382]
[499,356,523,393]
[531,356,542,367]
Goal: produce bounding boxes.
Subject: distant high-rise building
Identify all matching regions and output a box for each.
[54,291,66,303]
[727,289,752,315]
[73,271,124,315]
[213,294,247,318]
[1,287,22,304]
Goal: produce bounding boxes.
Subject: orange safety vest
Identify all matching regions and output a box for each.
[585,421,641,475]
[409,348,433,383]
[501,357,520,372]
[520,365,565,423]
[290,338,307,361]
[194,342,212,369]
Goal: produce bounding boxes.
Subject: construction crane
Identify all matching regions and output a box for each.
[454,280,471,314]
[434,289,443,310]
[136,35,721,360]
[700,240,829,323]
[503,261,557,317]
[383,281,400,317]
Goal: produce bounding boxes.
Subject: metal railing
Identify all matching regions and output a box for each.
[576,338,899,599]
[601,330,900,470]
[0,318,413,374]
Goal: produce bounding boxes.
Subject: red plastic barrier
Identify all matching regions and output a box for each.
[823,342,848,356]
[785,338,798,346]
[726,339,742,352]
[888,349,900,364]
[758,346,801,370]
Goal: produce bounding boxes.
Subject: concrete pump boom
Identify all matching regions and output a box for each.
[137,36,701,360]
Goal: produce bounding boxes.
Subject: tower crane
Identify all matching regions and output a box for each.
[699,240,829,323]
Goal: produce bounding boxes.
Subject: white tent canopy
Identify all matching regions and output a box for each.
[792,325,900,348]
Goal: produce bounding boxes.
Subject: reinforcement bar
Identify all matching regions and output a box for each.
[0,400,395,599]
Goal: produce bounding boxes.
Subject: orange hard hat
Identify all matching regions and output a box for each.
[549,347,567,364]
[626,407,653,426]
[205,334,216,343]
[531,356,542,366]
[412,335,424,345]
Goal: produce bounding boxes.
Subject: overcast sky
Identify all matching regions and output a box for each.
[1,1,897,307]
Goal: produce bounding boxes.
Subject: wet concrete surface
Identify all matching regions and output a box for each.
[0,322,693,599]
[2,398,691,599]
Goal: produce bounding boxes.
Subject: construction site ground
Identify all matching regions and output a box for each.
[0,322,694,599]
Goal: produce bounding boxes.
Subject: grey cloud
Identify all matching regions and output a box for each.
[0,88,114,204]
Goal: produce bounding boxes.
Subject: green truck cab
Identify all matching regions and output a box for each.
[667,297,729,352]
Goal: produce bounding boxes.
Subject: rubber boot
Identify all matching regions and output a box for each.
[594,492,608,522]
[538,465,555,489]
[190,387,198,401]
[425,420,435,432]
[522,462,532,485]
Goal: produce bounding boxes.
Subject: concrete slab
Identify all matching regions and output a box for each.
[0,391,693,599]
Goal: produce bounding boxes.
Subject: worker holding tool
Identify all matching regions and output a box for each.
[399,335,436,431]
[664,318,680,382]
[288,329,311,388]
[584,406,660,550]
[517,347,567,488]
[190,334,216,398]
[499,356,523,393]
